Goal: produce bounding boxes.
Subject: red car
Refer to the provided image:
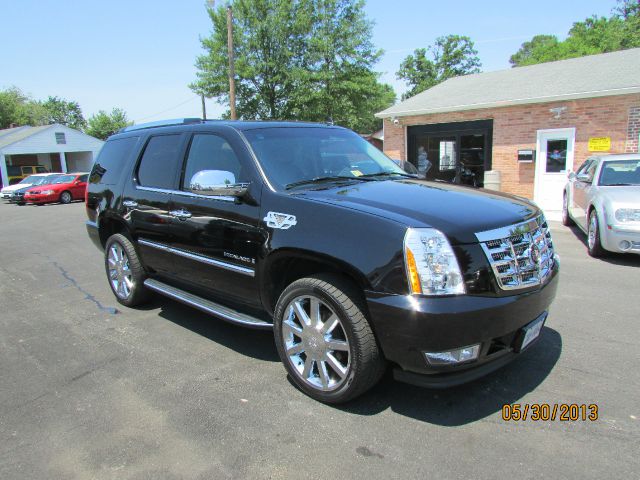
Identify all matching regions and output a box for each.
[24,173,89,205]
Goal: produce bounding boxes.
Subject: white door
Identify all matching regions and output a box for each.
[534,128,575,216]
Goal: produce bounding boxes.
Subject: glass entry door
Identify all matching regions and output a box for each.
[534,128,575,214]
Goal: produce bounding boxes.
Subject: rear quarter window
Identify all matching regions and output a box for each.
[136,134,183,190]
[90,136,139,185]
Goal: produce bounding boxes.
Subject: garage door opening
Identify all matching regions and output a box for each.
[407,120,493,187]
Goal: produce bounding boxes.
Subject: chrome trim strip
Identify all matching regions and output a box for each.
[475,216,543,243]
[138,238,255,277]
[136,185,235,202]
[143,278,272,329]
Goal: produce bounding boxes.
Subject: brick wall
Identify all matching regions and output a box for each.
[383,93,640,199]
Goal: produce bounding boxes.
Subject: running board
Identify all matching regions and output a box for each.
[143,278,273,330]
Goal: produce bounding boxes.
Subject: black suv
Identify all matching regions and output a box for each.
[86,119,558,403]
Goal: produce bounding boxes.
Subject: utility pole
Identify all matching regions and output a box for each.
[227,4,237,120]
[201,94,207,120]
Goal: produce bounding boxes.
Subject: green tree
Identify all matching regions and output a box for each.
[0,86,47,129]
[396,35,481,100]
[85,108,132,140]
[42,96,86,130]
[191,0,394,132]
[509,1,640,66]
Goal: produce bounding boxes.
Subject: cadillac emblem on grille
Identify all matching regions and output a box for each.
[475,215,556,291]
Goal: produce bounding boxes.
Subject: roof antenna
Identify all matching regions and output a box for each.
[325,116,334,126]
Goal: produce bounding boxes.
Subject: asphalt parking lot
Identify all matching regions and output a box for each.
[0,200,638,479]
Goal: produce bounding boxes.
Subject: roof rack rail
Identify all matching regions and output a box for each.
[118,118,202,134]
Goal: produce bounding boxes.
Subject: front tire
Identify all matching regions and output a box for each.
[587,209,605,257]
[273,274,385,404]
[561,193,573,226]
[60,190,72,204]
[104,233,150,306]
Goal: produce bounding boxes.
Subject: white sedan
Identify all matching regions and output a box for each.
[563,153,640,256]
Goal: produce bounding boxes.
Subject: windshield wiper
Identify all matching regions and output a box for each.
[285,176,372,190]
[604,183,636,186]
[360,171,416,179]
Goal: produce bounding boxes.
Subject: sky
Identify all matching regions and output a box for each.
[0,0,616,125]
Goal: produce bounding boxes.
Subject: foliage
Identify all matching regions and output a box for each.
[510,0,640,66]
[191,0,394,132]
[0,87,47,129]
[42,96,86,130]
[396,35,482,100]
[85,108,132,140]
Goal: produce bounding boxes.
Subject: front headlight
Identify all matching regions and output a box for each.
[403,228,465,295]
[615,208,640,223]
[40,190,54,195]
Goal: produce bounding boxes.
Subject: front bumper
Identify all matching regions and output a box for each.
[365,266,559,386]
[602,223,640,255]
[24,193,57,204]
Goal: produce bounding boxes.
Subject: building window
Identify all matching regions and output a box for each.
[55,132,66,144]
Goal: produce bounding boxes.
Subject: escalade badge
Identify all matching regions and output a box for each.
[264,211,297,230]
[529,244,540,265]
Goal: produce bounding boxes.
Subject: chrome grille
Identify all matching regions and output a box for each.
[476,215,556,291]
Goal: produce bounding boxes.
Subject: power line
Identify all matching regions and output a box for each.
[134,96,200,123]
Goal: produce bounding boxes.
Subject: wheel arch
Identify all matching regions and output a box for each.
[98,214,134,248]
[261,248,371,316]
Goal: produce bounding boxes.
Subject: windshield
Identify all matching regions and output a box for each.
[598,160,640,186]
[53,174,76,184]
[31,175,62,186]
[243,127,406,190]
[19,175,38,184]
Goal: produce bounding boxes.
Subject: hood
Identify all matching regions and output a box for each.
[598,185,640,206]
[1,183,33,193]
[296,179,540,244]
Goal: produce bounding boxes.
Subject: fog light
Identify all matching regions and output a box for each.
[619,240,631,251]
[424,344,480,365]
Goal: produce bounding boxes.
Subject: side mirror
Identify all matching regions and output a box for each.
[188,170,249,197]
[576,173,591,183]
[568,171,576,180]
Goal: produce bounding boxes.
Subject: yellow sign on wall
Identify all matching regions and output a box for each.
[588,137,611,152]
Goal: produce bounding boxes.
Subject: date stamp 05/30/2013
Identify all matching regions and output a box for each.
[502,403,599,422]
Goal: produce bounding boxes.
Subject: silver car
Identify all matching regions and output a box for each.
[562,153,640,256]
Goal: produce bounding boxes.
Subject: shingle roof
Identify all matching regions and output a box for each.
[377,48,640,118]
[0,125,54,149]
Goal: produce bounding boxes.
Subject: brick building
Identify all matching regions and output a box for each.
[376,48,640,218]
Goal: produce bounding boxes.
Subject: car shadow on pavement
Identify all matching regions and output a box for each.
[566,224,640,267]
[146,294,561,426]
[336,327,562,426]
[152,296,280,363]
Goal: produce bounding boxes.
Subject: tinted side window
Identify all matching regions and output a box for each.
[78,174,88,182]
[182,134,243,190]
[90,136,139,185]
[137,135,183,189]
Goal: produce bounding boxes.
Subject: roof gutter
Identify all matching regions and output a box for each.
[375,86,640,118]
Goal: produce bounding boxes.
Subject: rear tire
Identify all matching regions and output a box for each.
[60,190,72,204]
[587,209,605,257]
[104,233,151,307]
[273,274,385,404]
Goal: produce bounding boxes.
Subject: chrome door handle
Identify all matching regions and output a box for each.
[169,209,192,220]
[123,200,138,208]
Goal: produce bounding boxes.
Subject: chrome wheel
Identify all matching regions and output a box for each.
[281,295,351,391]
[107,243,133,299]
[588,212,597,250]
[60,191,72,204]
[562,196,569,223]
